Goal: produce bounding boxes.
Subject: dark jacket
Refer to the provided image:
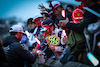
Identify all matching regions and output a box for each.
[3,35,37,67]
[66,3,100,34]
[0,49,9,67]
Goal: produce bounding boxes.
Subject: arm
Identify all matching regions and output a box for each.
[38,4,49,11]
[59,9,99,34]
[66,22,84,34]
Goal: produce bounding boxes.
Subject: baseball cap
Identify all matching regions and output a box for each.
[33,13,43,20]
[41,19,54,31]
[9,25,24,33]
[51,1,61,9]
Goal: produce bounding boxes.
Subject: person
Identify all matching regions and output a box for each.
[66,5,74,13]
[27,18,37,50]
[59,0,100,65]
[51,1,66,20]
[67,8,86,63]
[40,19,56,59]
[3,24,37,67]
[32,13,43,50]
[59,0,100,34]
[51,1,71,36]
[59,8,86,64]
[65,5,74,21]
[41,11,50,20]
[32,13,43,36]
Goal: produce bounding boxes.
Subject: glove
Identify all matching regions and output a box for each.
[21,35,29,43]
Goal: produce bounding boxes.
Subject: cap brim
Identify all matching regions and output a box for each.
[22,32,26,35]
[40,27,47,31]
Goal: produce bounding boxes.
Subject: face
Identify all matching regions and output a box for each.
[67,7,73,13]
[34,18,41,26]
[53,7,62,16]
[42,25,54,36]
[28,23,36,30]
[16,32,23,41]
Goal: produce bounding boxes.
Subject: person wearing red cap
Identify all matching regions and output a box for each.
[59,8,86,64]
[59,0,100,34]
[72,8,84,24]
[51,1,67,20]
[59,0,100,65]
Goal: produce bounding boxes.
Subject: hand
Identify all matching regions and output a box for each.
[62,36,67,43]
[38,4,48,11]
[59,18,69,29]
[49,45,55,50]
[32,49,38,55]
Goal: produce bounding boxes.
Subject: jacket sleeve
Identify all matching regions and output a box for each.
[14,43,37,64]
[66,22,84,34]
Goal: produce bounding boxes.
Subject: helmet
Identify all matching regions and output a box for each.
[72,8,83,20]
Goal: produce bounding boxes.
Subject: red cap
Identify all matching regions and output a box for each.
[51,1,61,9]
[72,8,84,20]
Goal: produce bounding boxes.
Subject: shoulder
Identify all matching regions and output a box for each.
[10,42,21,48]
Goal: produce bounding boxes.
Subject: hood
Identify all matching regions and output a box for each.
[3,35,18,47]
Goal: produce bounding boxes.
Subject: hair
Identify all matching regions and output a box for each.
[67,5,74,10]
[45,13,50,17]
[10,32,17,35]
[27,18,35,25]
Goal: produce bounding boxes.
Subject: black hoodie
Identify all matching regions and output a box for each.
[3,35,37,67]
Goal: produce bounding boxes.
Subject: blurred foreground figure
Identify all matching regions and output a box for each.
[3,25,37,67]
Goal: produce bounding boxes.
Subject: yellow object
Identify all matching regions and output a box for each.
[46,35,60,46]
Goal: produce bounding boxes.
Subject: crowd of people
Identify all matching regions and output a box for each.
[0,0,100,67]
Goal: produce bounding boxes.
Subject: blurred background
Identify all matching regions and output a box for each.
[0,0,81,38]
